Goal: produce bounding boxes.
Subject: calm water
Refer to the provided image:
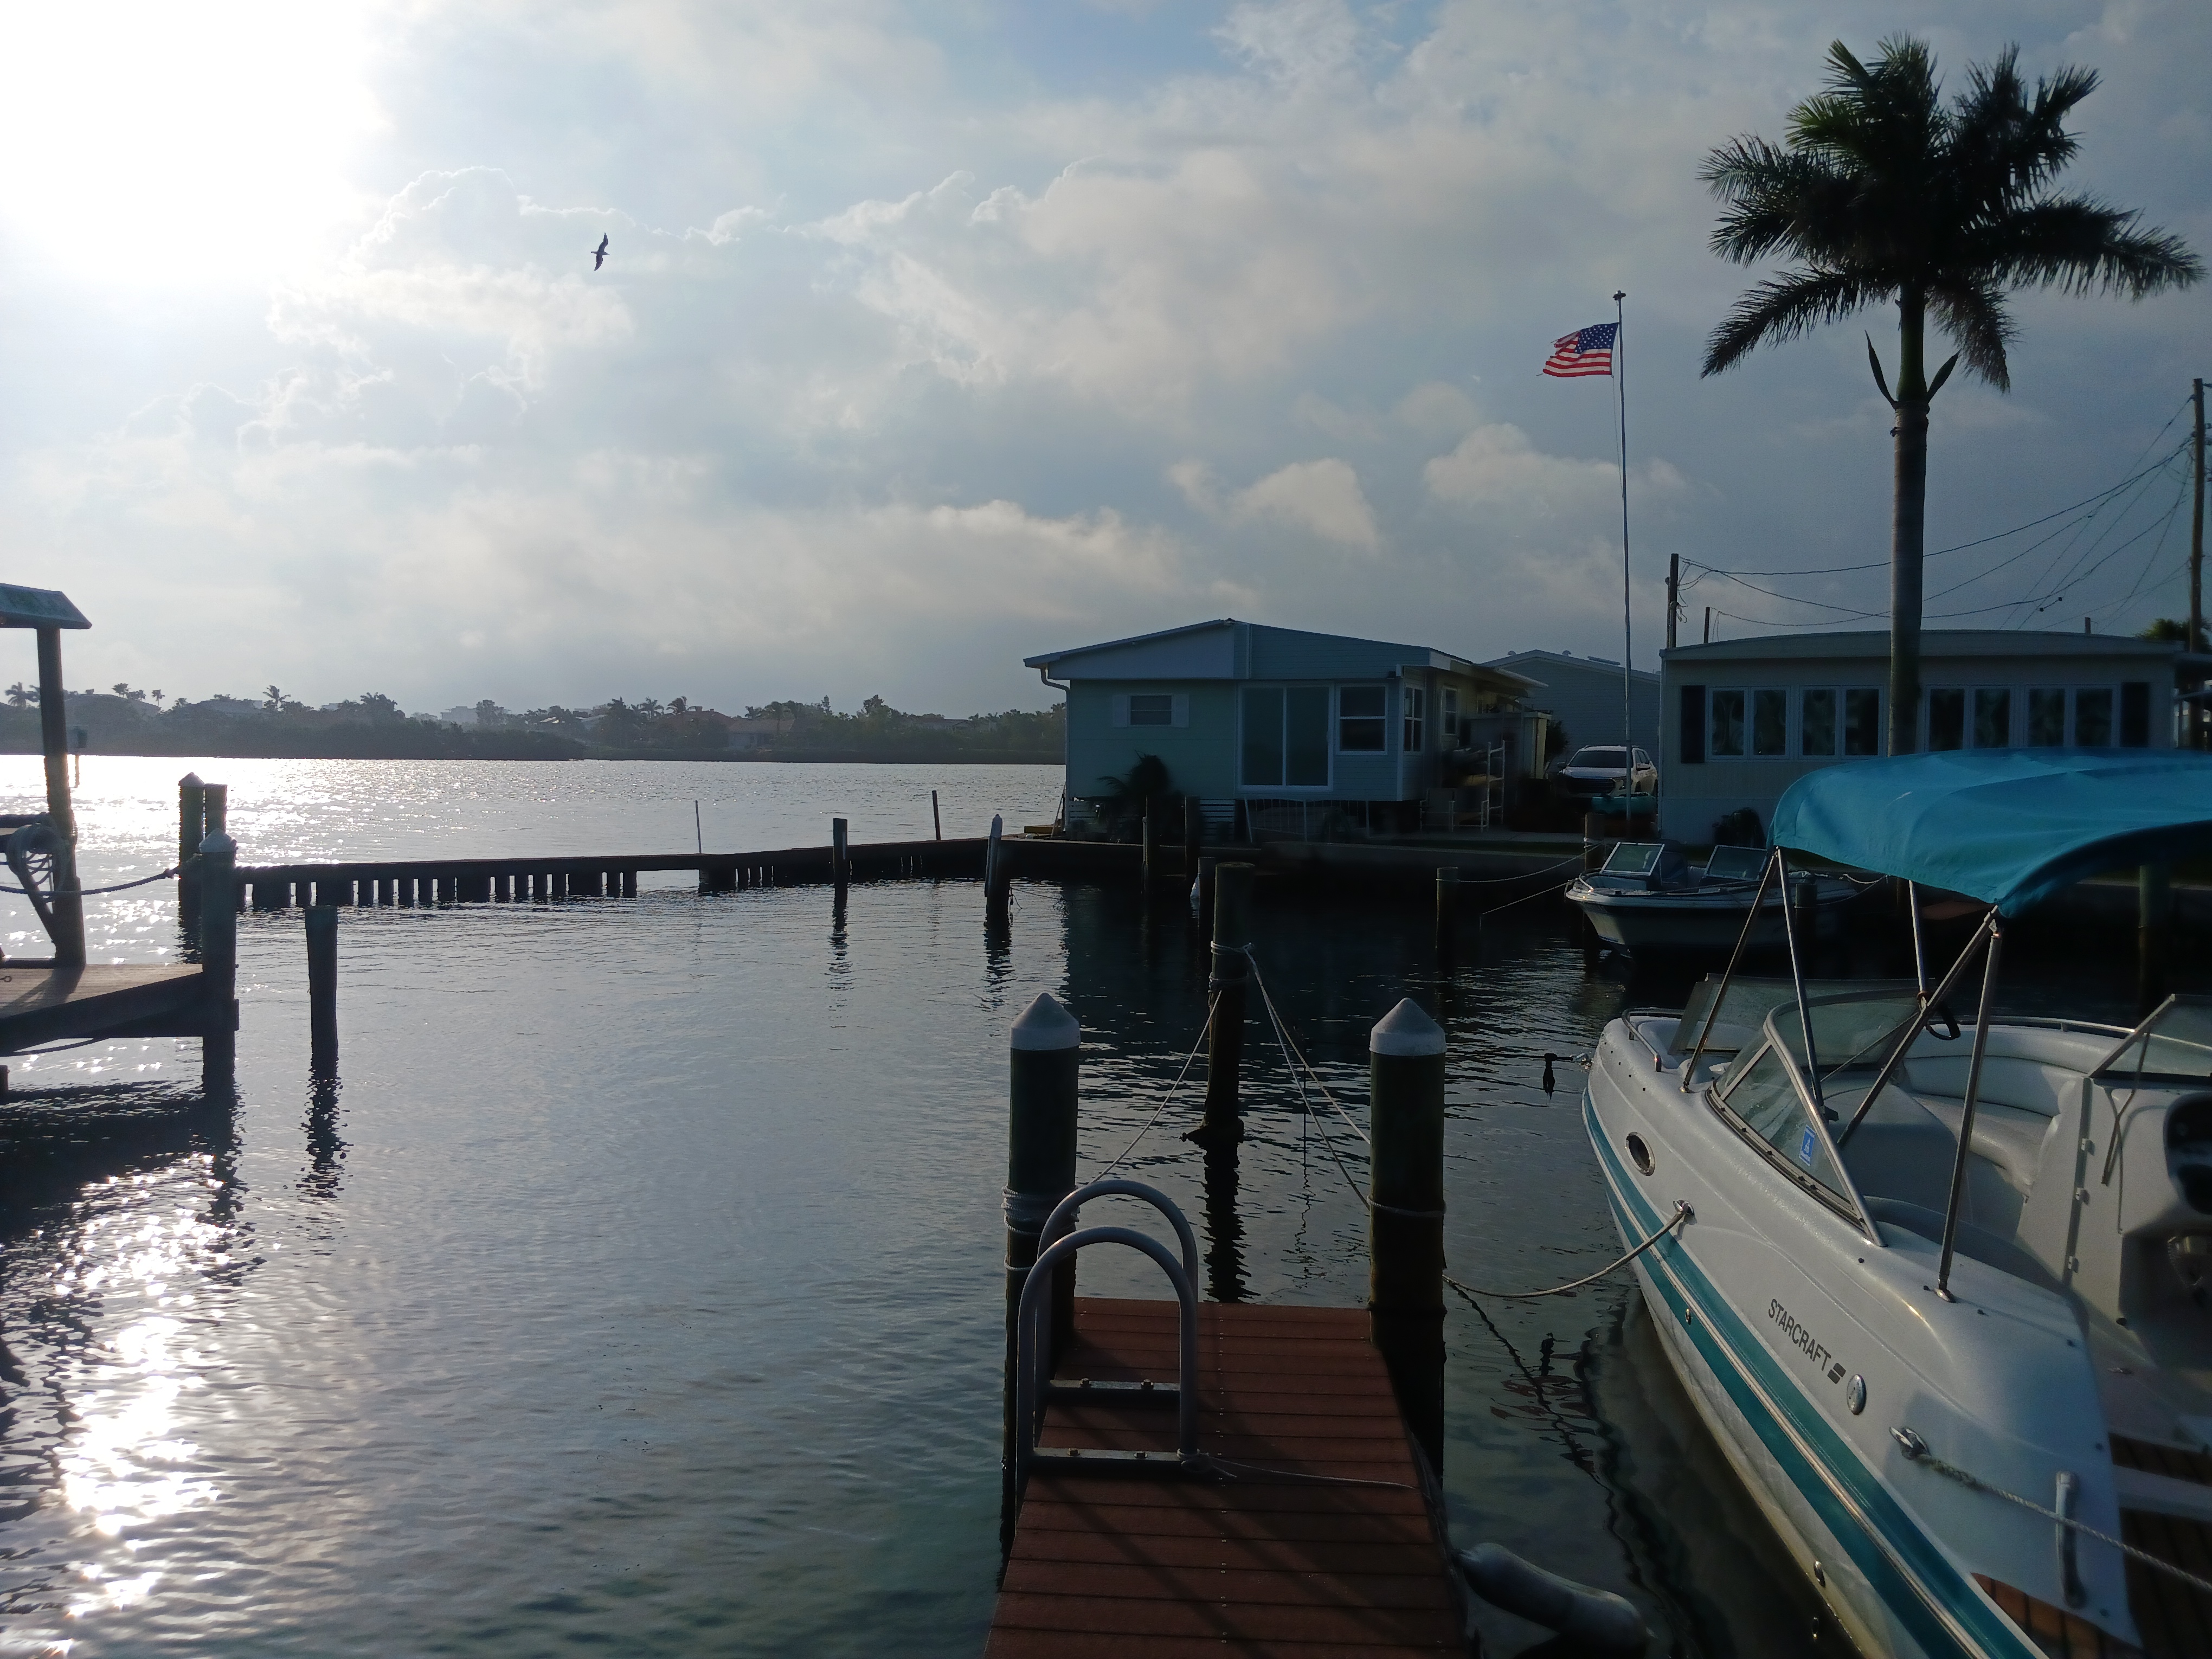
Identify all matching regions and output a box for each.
[0,757,2170,1655]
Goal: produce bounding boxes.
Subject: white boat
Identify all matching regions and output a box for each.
[1584,749,2212,1658]
[1567,840,1860,954]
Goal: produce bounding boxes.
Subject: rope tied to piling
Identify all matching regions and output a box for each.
[1891,1426,2212,1598]
[1444,1201,1692,1300]
[0,862,189,898]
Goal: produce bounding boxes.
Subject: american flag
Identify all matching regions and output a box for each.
[1543,322,1616,377]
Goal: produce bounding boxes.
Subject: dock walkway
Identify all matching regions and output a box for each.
[0,963,223,1057]
[990,1297,1464,1657]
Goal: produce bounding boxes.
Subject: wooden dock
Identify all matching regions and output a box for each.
[990,1297,1465,1657]
[0,963,227,1057]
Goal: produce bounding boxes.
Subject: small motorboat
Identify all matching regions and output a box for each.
[1583,748,2212,1658]
[1566,839,1859,954]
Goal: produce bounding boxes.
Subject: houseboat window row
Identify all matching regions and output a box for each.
[1923,683,2148,749]
[1682,681,2155,761]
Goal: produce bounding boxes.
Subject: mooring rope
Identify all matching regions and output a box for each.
[0,864,185,898]
[1891,1427,2212,1598]
[1444,1202,1692,1300]
[1090,994,1217,1181]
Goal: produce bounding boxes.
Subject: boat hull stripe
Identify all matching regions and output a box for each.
[1585,1092,2034,1659]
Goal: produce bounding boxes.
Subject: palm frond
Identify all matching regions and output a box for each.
[1702,138,1851,263]
[1701,268,1887,377]
[1926,278,2015,390]
[1966,198,2205,297]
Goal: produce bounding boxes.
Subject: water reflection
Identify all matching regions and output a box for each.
[301,1074,345,1203]
[0,1086,252,1649]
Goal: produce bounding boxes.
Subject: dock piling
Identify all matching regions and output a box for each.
[1194,861,1253,1147]
[931,788,942,841]
[178,774,204,927]
[1004,992,1081,1547]
[832,818,849,890]
[305,905,338,1070]
[1141,799,1158,891]
[1368,996,1446,1471]
[199,831,239,1094]
[1195,854,1217,931]
[985,814,1008,916]
[35,625,85,965]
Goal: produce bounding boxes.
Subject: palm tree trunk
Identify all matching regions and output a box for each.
[1888,290,1928,757]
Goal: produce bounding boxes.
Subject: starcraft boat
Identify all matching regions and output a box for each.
[1584,749,2212,1658]
[1566,839,1861,954]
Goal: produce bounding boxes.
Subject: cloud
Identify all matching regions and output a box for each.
[2,0,2205,710]
[1171,456,1380,549]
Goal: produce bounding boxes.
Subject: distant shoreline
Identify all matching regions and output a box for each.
[11,739,1059,766]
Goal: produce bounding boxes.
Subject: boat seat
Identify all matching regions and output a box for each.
[1862,1197,2061,1292]
[1842,1089,2031,1229]
[1913,1097,2059,1198]
[1900,1055,2079,1120]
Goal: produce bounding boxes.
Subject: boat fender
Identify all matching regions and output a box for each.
[1456,1544,1648,1651]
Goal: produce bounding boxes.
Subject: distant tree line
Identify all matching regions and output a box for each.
[0,683,1063,763]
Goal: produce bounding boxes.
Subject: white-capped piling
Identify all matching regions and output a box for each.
[1369,996,1446,1470]
[1004,991,1081,1527]
[177,774,204,927]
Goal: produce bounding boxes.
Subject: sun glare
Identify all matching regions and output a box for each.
[0,0,384,282]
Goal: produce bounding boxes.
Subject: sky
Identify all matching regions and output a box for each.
[2,0,2207,716]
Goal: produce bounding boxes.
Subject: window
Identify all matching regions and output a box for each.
[1339,685,1386,751]
[1441,686,1459,749]
[1679,685,1706,764]
[1844,689,1881,755]
[1928,688,1966,751]
[1241,687,1330,787]
[1972,687,2011,748]
[1752,690,1787,756]
[2121,681,2151,748]
[2076,687,2113,747]
[1242,688,1283,786]
[2028,687,2066,746]
[1286,687,1330,785]
[1403,686,1426,753]
[1801,689,1836,757]
[1710,689,1746,757]
[1112,692,1187,728]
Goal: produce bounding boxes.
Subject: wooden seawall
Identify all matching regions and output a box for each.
[991,1298,1465,1657]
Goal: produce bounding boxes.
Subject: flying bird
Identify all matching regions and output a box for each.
[592,234,609,270]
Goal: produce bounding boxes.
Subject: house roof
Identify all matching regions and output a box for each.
[1485,648,1658,687]
[1026,618,1539,693]
[1661,628,2177,665]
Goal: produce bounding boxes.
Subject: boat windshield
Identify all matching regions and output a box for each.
[2091,995,2212,1088]
[1673,975,1798,1054]
[1767,990,1929,1085]
[1702,845,1766,883]
[1713,1025,1861,1218]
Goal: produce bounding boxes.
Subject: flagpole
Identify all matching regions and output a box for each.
[1613,290,1630,776]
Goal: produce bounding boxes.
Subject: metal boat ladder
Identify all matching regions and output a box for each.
[1013,1179,1201,1484]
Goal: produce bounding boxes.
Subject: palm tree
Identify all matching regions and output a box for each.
[1700,37,2200,755]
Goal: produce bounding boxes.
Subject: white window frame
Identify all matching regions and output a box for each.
[1238,684,1333,792]
[1403,686,1426,754]
[1338,684,1387,754]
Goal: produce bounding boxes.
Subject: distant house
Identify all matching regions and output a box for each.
[724,716,795,751]
[1024,619,1539,829]
[1483,648,1660,760]
[1659,628,2180,843]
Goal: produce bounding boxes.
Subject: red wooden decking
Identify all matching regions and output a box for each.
[988,1297,1465,1657]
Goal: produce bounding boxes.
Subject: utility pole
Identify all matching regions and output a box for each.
[2191,377,2205,748]
[1666,554,1680,651]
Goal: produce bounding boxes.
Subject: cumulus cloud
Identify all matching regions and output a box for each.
[1175,456,1380,549]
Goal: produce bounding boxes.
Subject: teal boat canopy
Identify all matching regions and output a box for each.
[1770,749,2212,916]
